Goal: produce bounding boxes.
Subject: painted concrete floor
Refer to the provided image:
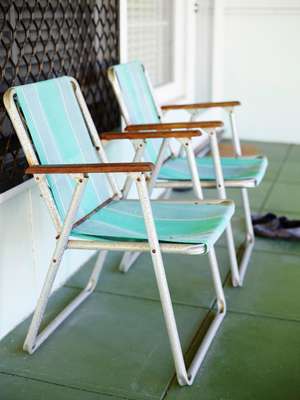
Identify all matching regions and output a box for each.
[1,141,300,400]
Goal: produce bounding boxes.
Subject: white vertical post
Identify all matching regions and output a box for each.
[119,0,128,63]
[212,0,225,102]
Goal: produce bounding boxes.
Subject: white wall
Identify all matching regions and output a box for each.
[0,181,95,339]
[222,0,300,144]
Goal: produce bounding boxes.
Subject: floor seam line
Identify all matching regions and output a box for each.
[63,285,212,310]
[0,371,135,400]
[227,308,300,324]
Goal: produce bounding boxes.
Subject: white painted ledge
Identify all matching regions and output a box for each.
[0,178,35,205]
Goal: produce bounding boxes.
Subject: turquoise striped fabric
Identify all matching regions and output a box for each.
[159,156,268,185]
[112,62,268,187]
[72,200,235,252]
[14,77,111,221]
[14,76,234,250]
[113,61,163,163]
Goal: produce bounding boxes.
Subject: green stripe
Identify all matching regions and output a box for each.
[159,156,268,184]
[72,200,235,252]
[113,61,162,163]
[15,77,111,220]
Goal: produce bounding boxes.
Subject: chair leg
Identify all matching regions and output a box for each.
[224,224,241,288]
[227,109,255,284]
[144,228,226,386]
[23,251,107,354]
[119,251,141,273]
[188,246,226,382]
[237,188,255,284]
[208,130,241,287]
[135,172,226,386]
[24,249,107,354]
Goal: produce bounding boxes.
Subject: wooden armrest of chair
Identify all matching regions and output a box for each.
[26,162,154,175]
[161,101,241,111]
[101,130,202,140]
[125,121,223,132]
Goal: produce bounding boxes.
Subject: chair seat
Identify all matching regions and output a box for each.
[72,200,234,252]
[159,156,268,185]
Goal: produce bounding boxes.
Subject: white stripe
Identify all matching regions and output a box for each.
[56,79,103,209]
[20,87,68,216]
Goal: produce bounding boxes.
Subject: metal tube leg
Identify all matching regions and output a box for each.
[228,109,254,284]
[188,246,226,381]
[207,247,226,312]
[24,248,108,354]
[241,188,254,242]
[119,251,141,273]
[23,254,63,353]
[135,173,227,386]
[24,177,88,353]
[135,173,189,385]
[85,250,108,291]
[238,188,255,284]
[23,178,107,354]
[224,225,240,287]
[209,131,241,287]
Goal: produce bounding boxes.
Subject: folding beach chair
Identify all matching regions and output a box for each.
[4,76,235,386]
[107,61,268,285]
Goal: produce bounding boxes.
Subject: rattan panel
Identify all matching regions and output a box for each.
[0,0,120,193]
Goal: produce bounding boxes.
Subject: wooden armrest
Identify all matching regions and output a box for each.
[126,121,223,132]
[161,101,241,111]
[101,130,202,140]
[26,162,154,175]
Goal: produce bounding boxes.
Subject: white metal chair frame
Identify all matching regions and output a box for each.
[4,78,232,386]
[108,65,255,285]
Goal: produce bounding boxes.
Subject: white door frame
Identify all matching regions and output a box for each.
[212,0,225,101]
[119,0,198,105]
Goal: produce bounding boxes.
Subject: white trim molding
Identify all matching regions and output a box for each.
[225,0,300,15]
[0,178,35,205]
[211,0,225,102]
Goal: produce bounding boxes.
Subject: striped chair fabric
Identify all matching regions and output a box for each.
[15,76,234,252]
[159,156,268,185]
[113,61,163,163]
[112,61,268,185]
[15,77,112,221]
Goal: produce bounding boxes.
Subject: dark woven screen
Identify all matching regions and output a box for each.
[0,0,120,193]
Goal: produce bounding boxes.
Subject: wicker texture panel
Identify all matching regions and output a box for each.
[0,0,120,193]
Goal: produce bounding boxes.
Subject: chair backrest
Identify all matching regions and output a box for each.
[109,61,164,163]
[8,77,113,222]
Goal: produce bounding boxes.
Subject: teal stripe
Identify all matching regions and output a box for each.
[159,156,268,184]
[72,200,235,252]
[15,77,111,220]
[114,61,162,162]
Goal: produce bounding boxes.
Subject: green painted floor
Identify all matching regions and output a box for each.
[1,141,300,400]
